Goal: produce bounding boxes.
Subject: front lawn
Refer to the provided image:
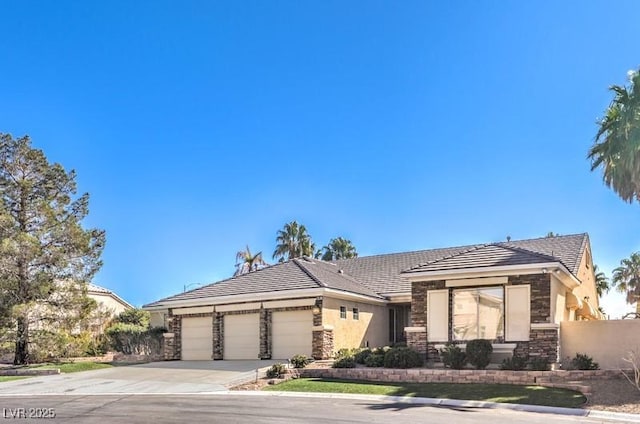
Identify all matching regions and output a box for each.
[0,376,29,383]
[28,362,113,373]
[264,378,586,408]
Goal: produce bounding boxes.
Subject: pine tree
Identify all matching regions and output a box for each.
[0,134,105,364]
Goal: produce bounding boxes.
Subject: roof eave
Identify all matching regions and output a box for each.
[142,287,386,310]
[402,261,581,288]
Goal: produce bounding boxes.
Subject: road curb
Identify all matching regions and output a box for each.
[221,390,640,421]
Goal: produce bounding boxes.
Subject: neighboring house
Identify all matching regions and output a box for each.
[87,284,133,316]
[143,233,601,365]
[87,283,133,319]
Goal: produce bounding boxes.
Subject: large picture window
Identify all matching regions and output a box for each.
[452,287,504,341]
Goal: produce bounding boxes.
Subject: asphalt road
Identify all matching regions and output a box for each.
[0,394,616,424]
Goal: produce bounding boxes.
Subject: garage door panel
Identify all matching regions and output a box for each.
[181,317,213,360]
[272,310,312,359]
[224,314,260,360]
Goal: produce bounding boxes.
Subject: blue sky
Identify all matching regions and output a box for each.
[1,1,639,317]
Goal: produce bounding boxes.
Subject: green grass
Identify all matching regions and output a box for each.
[28,362,113,373]
[264,378,586,408]
[0,376,29,383]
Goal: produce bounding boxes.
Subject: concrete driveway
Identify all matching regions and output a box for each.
[0,360,280,395]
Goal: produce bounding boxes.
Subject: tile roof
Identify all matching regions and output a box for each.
[333,245,479,294]
[404,244,559,272]
[334,233,588,294]
[144,257,383,307]
[499,233,587,275]
[144,233,589,306]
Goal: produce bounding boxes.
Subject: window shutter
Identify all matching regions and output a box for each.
[427,289,449,342]
[505,285,530,341]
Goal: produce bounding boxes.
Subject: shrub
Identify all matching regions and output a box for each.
[440,343,467,369]
[364,353,385,367]
[332,356,356,368]
[115,309,151,328]
[570,353,599,370]
[622,350,640,392]
[373,346,391,355]
[500,355,528,371]
[334,348,358,359]
[383,347,424,369]
[105,323,166,355]
[266,363,286,378]
[354,348,372,364]
[290,354,311,369]
[528,357,550,371]
[466,339,493,370]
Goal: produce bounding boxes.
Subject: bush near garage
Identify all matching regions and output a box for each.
[290,354,311,369]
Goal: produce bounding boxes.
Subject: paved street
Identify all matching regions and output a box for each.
[0,361,278,394]
[0,394,620,424]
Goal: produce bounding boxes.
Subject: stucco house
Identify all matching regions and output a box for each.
[143,233,601,364]
[87,283,133,318]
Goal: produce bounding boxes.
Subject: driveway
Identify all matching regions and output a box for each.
[0,360,280,395]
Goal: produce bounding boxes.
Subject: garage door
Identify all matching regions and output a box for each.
[181,317,213,360]
[223,314,260,360]
[272,310,313,359]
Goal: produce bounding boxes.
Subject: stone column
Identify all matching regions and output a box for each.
[162,333,175,360]
[405,326,427,357]
[259,308,272,359]
[170,315,182,360]
[212,312,224,360]
[312,325,334,359]
[529,323,559,364]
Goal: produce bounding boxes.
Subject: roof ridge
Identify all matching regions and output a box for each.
[292,258,328,288]
[294,257,385,299]
[335,243,482,263]
[491,243,560,262]
[574,233,590,274]
[503,232,587,244]
[405,244,489,272]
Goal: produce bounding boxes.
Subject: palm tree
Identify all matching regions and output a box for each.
[593,264,610,298]
[272,221,315,262]
[234,245,267,276]
[316,237,358,261]
[588,68,640,203]
[612,252,640,313]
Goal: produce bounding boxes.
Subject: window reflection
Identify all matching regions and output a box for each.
[452,287,504,340]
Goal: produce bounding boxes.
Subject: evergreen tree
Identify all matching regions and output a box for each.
[0,134,105,364]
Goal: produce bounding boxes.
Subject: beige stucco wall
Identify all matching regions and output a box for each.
[88,293,130,318]
[573,245,599,310]
[322,297,388,350]
[550,276,567,324]
[561,320,640,369]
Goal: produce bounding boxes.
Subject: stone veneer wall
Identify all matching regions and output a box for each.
[312,329,334,360]
[509,274,551,323]
[300,368,623,390]
[212,312,223,360]
[259,308,271,359]
[312,298,334,360]
[509,274,557,362]
[408,274,558,363]
[409,280,445,361]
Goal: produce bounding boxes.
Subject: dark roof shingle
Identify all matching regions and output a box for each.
[144,233,589,306]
